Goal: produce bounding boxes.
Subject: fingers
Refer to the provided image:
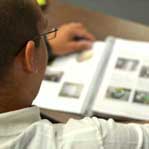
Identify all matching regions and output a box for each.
[70,23,95,41]
[67,41,93,53]
[72,29,95,41]
[60,22,95,41]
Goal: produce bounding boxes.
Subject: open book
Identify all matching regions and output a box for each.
[33,37,149,121]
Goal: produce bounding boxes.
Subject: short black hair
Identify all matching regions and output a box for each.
[0,0,41,77]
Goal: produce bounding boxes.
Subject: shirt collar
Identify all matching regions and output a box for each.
[0,106,41,135]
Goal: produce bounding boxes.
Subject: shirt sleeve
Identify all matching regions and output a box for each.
[53,117,149,149]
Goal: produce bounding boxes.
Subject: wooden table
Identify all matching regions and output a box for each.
[40,0,149,123]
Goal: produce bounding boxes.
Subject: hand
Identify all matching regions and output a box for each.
[49,23,95,56]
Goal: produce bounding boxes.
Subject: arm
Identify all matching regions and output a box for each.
[54,117,149,149]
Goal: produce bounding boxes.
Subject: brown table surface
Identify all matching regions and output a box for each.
[40,0,149,123]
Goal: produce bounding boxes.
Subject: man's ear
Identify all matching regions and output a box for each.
[24,40,38,73]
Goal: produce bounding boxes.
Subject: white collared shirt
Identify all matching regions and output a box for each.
[0,106,148,149]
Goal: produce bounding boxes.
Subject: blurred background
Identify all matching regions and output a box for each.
[61,0,149,25]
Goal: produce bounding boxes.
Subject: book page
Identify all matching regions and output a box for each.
[33,41,107,114]
[93,38,149,120]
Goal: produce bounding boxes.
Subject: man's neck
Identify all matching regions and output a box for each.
[0,87,31,113]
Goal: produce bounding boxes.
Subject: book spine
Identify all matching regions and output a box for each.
[86,37,116,116]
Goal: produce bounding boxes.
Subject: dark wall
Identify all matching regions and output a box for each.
[61,0,149,25]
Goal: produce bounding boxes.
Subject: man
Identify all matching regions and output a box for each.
[0,0,148,148]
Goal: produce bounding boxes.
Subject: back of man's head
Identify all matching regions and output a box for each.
[0,0,41,79]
